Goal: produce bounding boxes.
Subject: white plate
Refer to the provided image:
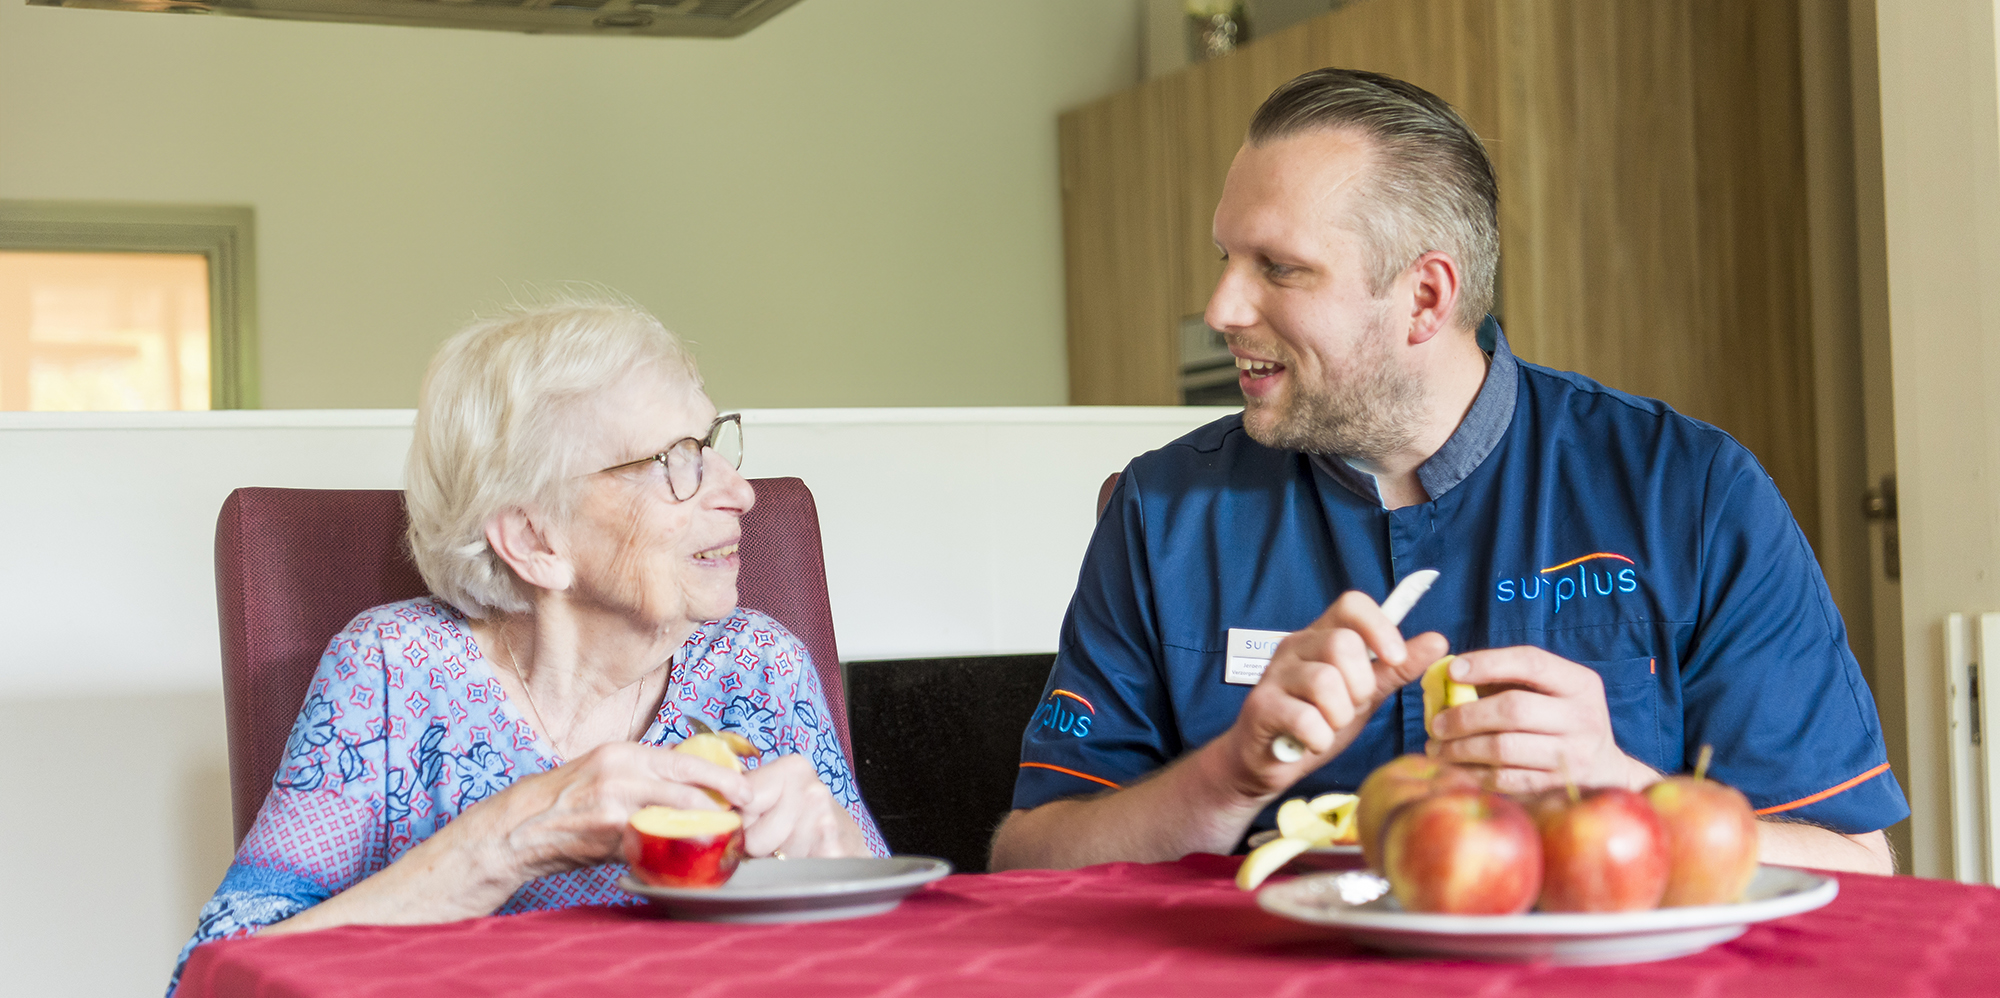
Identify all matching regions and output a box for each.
[1245,829,1362,856]
[619,856,951,923]
[1257,864,1837,965]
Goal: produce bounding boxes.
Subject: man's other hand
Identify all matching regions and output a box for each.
[1425,646,1655,792]
[1222,591,1449,801]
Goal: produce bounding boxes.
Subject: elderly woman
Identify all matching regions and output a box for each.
[171,300,883,988]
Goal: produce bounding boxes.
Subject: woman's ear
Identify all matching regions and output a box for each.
[485,508,575,593]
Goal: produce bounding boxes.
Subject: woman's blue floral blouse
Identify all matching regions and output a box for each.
[170,598,884,992]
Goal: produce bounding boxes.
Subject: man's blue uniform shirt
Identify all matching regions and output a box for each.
[1014,323,1909,837]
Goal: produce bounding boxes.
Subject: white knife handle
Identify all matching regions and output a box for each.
[1270,570,1440,763]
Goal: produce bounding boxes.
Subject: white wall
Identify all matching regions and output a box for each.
[0,0,1140,410]
[0,406,1230,695]
[0,405,1229,995]
[1873,0,2000,880]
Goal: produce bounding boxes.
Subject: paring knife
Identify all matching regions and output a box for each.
[1270,568,1441,763]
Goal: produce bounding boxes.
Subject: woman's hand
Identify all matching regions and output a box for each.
[262,741,750,936]
[498,741,752,882]
[738,755,869,859]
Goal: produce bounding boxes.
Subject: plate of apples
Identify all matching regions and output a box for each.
[1246,667,1836,965]
[616,729,952,923]
[1249,746,1835,965]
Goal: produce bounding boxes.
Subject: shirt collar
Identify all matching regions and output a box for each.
[1309,315,1518,505]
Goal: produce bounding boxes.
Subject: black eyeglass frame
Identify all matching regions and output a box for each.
[593,412,743,503]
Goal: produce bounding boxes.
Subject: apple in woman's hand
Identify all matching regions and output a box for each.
[626,806,746,888]
[1382,789,1542,915]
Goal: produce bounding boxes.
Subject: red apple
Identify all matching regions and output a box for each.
[1533,786,1670,912]
[625,806,745,889]
[1381,789,1543,915]
[1356,754,1483,871]
[1645,775,1761,906]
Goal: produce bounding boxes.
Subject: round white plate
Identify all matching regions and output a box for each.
[619,856,952,923]
[1245,829,1362,856]
[1256,864,1837,965]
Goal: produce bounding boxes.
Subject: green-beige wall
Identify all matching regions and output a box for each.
[0,0,1141,409]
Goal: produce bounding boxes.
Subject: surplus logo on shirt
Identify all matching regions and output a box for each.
[1032,688,1095,738]
[1496,551,1639,614]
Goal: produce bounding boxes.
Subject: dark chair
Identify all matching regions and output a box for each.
[844,470,1129,870]
[844,654,1055,873]
[1096,472,1121,519]
[214,478,849,848]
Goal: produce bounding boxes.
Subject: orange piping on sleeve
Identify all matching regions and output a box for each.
[1019,762,1121,790]
[1754,762,1893,816]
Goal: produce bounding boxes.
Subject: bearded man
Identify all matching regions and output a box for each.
[989,69,1905,874]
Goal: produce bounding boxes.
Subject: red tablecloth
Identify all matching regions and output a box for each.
[177,856,2000,998]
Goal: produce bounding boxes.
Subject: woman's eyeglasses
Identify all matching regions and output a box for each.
[594,413,743,502]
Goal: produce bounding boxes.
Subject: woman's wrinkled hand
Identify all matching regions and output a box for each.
[486,741,752,883]
[738,754,869,859]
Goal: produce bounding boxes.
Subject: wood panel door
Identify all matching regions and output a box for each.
[1493,0,1821,550]
[1059,0,1826,543]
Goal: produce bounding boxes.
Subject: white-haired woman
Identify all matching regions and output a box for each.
[172,300,883,991]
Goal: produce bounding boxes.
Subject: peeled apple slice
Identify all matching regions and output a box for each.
[674,732,749,771]
[1236,835,1313,891]
[674,732,750,807]
[1276,798,1342,844]
[1241,792,1368,889]
[1421,655,1479,737]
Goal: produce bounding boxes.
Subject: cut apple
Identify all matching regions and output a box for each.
[1236,834,1313,891]
[1421,655,1479,737]
[627,806,746,889]
[630,805,743,839]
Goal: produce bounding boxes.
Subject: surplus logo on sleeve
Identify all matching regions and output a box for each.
[1496,551,1639,614]
[1031,689,1095,738]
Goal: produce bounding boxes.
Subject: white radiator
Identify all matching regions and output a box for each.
[1944,612,2000,884]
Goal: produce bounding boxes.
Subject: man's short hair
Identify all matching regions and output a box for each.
[1249,68,1498,329]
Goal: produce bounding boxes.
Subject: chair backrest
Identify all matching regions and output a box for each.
[1096,472,1122,519]
[215,478,848,847]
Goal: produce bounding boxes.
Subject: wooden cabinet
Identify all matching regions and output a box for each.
[1060,0,1832,549]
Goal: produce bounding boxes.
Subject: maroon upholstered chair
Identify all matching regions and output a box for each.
[1096,472,1122,519]
[214,478,848,847]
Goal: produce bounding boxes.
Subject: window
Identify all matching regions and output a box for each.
[0,202,257,410]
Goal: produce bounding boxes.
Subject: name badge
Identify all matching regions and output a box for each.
[1224,627,1292,685]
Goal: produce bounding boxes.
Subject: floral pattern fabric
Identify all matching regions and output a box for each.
[170,598,884,994]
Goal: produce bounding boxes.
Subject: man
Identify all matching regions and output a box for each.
[989,69,1904,874]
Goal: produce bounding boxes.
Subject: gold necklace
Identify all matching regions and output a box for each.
[497,628,661,758]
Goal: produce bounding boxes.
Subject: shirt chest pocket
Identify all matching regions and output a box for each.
[1583,655,1666,773]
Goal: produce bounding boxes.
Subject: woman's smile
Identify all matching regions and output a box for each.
[689,540,740,569]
